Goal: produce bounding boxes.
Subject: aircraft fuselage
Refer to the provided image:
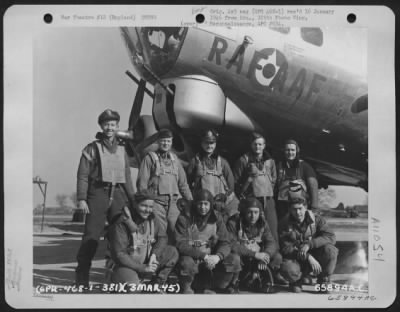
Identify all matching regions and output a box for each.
[122,26,368,186]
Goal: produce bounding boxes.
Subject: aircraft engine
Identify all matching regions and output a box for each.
[152,75,260,135]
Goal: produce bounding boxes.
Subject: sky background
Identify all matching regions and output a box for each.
[33,27,367,208]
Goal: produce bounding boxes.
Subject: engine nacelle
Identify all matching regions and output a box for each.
[152,75,261,135]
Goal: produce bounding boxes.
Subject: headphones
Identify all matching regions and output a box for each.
[284,139,300,154]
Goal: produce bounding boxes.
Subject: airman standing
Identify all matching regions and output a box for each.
[233,132,279,243]
[186,129,239,222]
[275,139,319,220]
[75,109,135,287]
[137,129,192,241]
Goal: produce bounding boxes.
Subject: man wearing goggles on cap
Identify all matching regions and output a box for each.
[187,129,239,222]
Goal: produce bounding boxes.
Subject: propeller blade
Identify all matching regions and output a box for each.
[136,132,159,152]
[128,79,146,130]
[125,140,142,168]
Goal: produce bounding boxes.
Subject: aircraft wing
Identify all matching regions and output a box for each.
[305,157,368,190]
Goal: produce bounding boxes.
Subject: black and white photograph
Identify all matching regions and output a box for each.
[4,5,396,309]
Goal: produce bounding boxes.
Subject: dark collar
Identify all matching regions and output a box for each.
[157,150,172,159]
[239,214,266,231]
[247,151,272,161]
[95,132,118,152]
[191,207,217,225]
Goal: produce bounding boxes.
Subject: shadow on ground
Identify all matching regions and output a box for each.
[34,267,107,286]
[34,236,107,265]
[35,222,87,234]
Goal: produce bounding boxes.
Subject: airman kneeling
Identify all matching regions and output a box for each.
[106,191,178,292]
[278,192,338,293]
[227,197,284,293]
[174,189,241,294]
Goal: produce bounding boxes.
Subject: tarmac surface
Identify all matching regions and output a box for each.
[33,215,369,295]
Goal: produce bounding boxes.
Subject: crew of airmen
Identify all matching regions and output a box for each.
[75,109,337,294]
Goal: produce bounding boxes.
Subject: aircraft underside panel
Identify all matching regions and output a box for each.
[307,158,368,190]
[152,75,261,135]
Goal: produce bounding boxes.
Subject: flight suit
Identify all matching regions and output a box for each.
[227,213,282,292]
[275,160,318,220]
[187,154,239,222]
[175,209,240,293]
[107,211,178,289]
[75,138,135,285]
[278,211,338,285]
[137,151,192,241]
[234,153,279,243]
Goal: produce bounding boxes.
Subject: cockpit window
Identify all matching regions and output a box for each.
[147,30,167,50]
[351,94,368,113]
[139,27,187,75]
[269,26,290,34]
[145,27,185,52]
[301,27,323,46]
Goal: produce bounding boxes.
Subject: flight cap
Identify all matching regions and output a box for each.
[193,189,214,206]
[98,109,120,125]
[134,190,157,203]
[158,128,173,139]
[201,129,218,143]
[240,197,263,212]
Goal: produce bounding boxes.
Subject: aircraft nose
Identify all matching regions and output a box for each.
[120,27,145,66]
[120,27,186,81]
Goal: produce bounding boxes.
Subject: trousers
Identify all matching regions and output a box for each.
[152,195,179,243]
[111,245,179,285]
[276,200,289,221]
[280,244,339,283]
[76,184,127,281]
[179,253,241,290]
[239,251,282,277]
[256,197,279,245]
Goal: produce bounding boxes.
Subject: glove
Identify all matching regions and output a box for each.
[78,200,90,214]
[205,255,220,270]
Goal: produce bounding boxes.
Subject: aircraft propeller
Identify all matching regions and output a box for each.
[116,71,157,166]
[128,78,146,132]
[135,132,160,153]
